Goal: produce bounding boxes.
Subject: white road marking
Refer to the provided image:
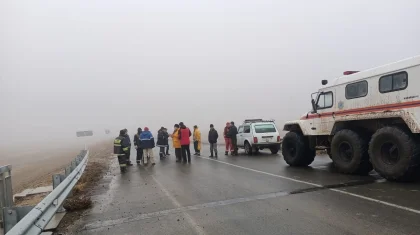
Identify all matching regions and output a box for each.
[197,156,420,215]
[150,174,207,235]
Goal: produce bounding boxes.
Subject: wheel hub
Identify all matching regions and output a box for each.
[338,141,353,162]
[380,142,400,165]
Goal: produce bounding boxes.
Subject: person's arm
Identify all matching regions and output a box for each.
[189,129,192,137]
[178,129,182,139]
[215,130,219,140]
[122,137,130,153]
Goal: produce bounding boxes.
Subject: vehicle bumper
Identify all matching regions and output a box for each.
[251,143,281,148]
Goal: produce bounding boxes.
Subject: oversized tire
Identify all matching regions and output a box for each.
[282,132,315,166]
[270,145,280,154]
[244,141,253,155]
[369,126,420,181]
[330,129,372,175]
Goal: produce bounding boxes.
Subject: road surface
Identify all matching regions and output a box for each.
[72,145,420,235]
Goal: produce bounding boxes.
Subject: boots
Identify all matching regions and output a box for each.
[210,150,214,158]
[225,151,228,156]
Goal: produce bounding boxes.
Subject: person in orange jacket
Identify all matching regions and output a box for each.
[193,125,202,156]
[171,124,182,162]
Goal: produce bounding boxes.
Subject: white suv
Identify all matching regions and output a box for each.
[236,119,282,155]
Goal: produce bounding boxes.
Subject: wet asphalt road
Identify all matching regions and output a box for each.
[75,144,420,235]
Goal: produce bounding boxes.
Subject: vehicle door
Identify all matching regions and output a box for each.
[237,126,244,147]
[313,89,336,135]
[243,125,251,145]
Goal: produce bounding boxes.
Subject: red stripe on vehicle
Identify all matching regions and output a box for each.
[301,100,420,120]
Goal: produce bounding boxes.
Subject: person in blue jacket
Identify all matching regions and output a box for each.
[139,127,156,165]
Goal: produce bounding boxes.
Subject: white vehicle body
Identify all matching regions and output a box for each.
[237,119,281,155]
[282,55,420,181]
[284,55,420,136]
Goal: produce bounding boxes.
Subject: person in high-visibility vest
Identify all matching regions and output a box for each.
[114,129,131,172]
[193,125,201,156]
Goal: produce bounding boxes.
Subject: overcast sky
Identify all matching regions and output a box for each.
[1,0,420,148]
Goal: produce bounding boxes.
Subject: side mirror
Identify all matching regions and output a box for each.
[322,80,328,85]
[311,99,317,113]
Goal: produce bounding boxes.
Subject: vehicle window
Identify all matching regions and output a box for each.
[317,91,333,109]
[254,124,276,133]
[244,126,250,133]
[379,72,407,93]
[238,126,244,133]
[345,81,368,99]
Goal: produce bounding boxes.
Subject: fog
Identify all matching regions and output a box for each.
[1,0,420,150]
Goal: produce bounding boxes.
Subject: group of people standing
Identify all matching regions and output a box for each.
[113,121,239,172]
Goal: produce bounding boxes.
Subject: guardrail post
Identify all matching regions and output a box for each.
[2,206,33,234]
[70,160,77,172]
[0,165,13,229]
[52,174,67,213]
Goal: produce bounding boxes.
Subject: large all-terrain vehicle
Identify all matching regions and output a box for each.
[282,56,420,181]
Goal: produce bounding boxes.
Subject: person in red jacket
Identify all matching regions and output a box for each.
[178,122,192,163]
[224,122,232,155]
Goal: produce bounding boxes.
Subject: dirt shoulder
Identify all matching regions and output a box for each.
[13,140,113,207]
[54,144,114,234]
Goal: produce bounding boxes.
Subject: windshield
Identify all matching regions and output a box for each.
[254,124,277,133]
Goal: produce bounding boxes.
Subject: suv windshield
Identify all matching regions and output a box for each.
[254,124,276,133]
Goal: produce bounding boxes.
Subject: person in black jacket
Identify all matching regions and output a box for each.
[227,121,238,156]
[157,127,169,159]
[134,128,143,164]
[114,129,131,172]
[208,124,219,158]
[164,128,170,155]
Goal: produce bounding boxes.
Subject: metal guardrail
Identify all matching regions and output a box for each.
[2,150,89,235]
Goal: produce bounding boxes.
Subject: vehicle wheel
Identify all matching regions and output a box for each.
[270,145,279,154]
[369,126,420,181]
[331,129,372,175]
[244,141,253,155]
[282,132,315,166]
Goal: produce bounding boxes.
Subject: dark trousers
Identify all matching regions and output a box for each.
[166,146,170,155]
[175,148,182,161]
[126,149,131,163]
[118,155,127,166]
[136,148,143,162]
[231,137,238,154]
[181,144,191,162]
[193,141,200,153]
[159,147,166,158]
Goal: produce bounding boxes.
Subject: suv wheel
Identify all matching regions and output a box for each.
[369,126,420,181]
[244,141,253,155]
[331,129,372,175]
[282,131,315,166]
